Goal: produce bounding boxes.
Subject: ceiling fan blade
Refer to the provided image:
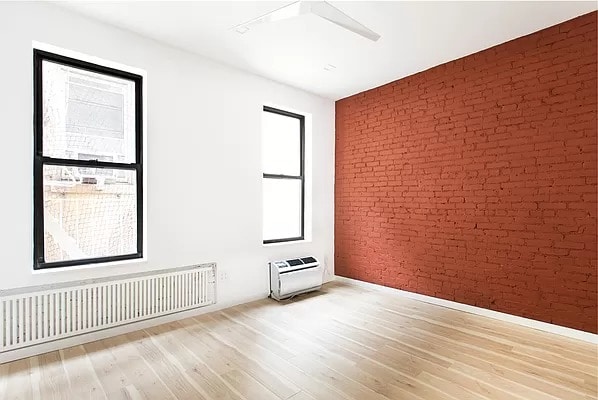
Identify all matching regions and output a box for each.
[232,1,310,32]
[310,1,381,42]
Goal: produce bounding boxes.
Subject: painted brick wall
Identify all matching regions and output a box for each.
[335,12,597,333]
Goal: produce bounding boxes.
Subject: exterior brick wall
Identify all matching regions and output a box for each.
[335,12,597,333]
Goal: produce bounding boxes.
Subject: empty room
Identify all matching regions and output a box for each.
[0,1,596,399]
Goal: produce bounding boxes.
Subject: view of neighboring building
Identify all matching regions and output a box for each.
[42,61,137,262]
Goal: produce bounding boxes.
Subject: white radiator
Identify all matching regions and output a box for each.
[0,263,216,352]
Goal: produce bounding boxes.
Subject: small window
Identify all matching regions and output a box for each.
[33,50,143,269]
[262,106,305,243]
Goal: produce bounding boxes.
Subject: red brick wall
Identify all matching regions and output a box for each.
[335,12,597,333]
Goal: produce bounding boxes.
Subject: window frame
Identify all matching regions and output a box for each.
[33,49,144,270]
[262,106,305,244]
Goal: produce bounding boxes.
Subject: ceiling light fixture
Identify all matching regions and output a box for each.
[231,1,381,42]
[324,64,336,71]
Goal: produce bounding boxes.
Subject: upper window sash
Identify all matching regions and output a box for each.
[262,106,304,178]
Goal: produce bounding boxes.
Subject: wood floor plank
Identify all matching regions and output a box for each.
[58,346,107,400]
[324,294,593,384]
[0,363,9,399]
[287,391,317,400]
[35,351,70,400]
[368,304,589,379]
[327,282,595,360]
[2,359,33,400]
[145,322,245,400]
[236,297,507,400]
[188,317,302,399]
[220,369,280,400]
[103,334,176,400]
[324,301,590,399]
[27,356,41,400]
[0,281,596,400]
[304,321,517,400]
[288,353,391,400]
[205,319,355,400]
[240,313,406,397]
[232,305,430,400]
[82,340,135,400]
[335,311,592,395]
[125,330,206,400]
[123,385,144,400]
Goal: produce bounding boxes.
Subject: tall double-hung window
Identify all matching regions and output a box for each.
[262,106,305,244]
[33,50,143,269]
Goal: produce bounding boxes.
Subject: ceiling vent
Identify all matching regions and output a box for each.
[232,1,381,42]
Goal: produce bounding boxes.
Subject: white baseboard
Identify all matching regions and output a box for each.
[335,276,598,344]
[0,293,266,364]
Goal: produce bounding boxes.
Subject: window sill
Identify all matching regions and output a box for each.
[263,239,312,247]
[32,257,148,275]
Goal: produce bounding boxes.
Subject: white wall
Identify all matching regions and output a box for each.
[0,2,335,309]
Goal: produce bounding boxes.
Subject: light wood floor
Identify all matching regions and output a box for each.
[1,281,596,400]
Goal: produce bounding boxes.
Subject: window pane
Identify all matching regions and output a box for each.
[262,111,301,176]
[263,178,302,241]
[43,165,137,263]
[42,60,136,163]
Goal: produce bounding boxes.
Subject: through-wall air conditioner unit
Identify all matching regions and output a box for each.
[269,257,322,301]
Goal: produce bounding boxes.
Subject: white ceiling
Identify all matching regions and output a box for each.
[56,1,597,100]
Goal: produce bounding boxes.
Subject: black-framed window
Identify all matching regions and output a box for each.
[262,106,305,244]
[33,50,143,270]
